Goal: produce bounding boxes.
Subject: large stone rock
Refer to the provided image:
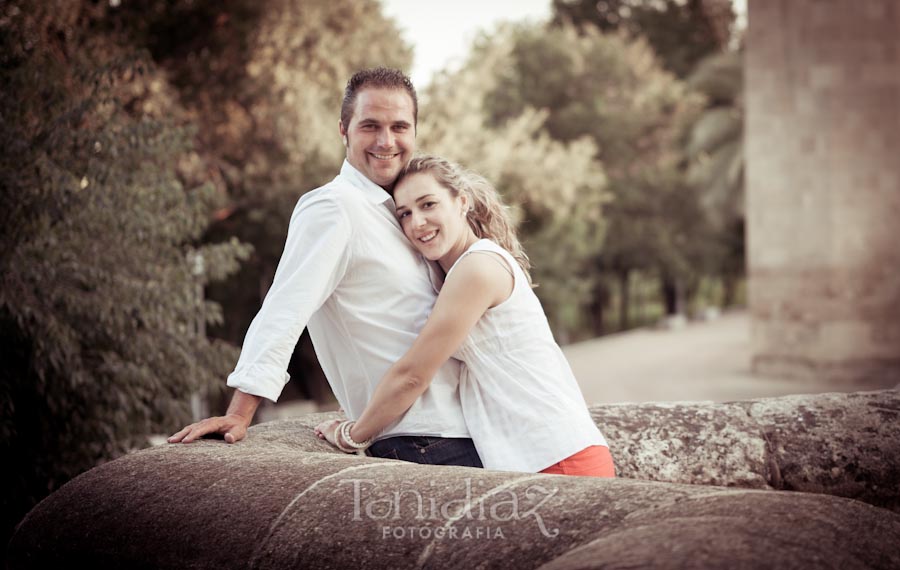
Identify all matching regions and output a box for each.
[7,390,900,569]
[538,491,900,570]
[590,400,772,488]
[590,389,900,512]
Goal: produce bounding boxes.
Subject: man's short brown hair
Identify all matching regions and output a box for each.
[340,67,418,131]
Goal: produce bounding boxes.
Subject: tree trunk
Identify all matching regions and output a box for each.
[618,269,630,331]
[722,272,738,306]
[590,281,609,336]
[661,277,678,315]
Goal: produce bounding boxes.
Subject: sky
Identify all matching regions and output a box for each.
[380,0,747,89]
[380,0,552,88]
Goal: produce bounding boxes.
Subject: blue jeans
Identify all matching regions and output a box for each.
[366,436,483,468]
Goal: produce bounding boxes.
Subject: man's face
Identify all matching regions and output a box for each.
[340,87,416,190]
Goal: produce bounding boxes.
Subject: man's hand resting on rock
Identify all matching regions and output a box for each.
[168,389,261,444]
[167,414,251,444]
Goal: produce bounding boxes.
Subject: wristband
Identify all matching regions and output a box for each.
[332,421,358,453]
[339,420,371,450]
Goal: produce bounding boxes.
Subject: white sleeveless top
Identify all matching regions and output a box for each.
[445,239,607,472]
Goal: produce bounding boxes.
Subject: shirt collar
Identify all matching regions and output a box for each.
[339,160,395,207]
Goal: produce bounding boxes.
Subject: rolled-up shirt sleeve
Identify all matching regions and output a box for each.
[226,194,352,402]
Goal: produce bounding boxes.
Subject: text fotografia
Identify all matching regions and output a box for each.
[383,525,505,540]
[340,478,560,539]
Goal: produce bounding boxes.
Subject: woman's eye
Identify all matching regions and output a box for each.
[397,211,409,219]
[423,201,437,208]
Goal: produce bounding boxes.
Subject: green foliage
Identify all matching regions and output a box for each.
[467,23,712,332]
[551,0,736,78]
[683,49,746,305]
[686,50,744,228]
[0,0,250,542]
[101,0,413,202]
[418,29,609,338]
[548,1,746,314]
[103,0,414,353]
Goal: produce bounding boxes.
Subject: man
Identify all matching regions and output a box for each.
[168,68,482,467]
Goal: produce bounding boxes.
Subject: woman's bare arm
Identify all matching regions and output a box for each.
[347,253,512,443]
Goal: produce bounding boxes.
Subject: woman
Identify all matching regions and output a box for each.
[316,155,614,477]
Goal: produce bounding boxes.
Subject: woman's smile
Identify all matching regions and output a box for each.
[416,229,439,244]
[394,171,479,272]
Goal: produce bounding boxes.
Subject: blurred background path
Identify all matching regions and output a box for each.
[563,310,882,405]
[262,309,888,423]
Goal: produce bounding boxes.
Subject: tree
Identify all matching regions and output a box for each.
[419,28,609,340]
[49,0,414,406]
[552,0,735,78]
[474,22,706,332]
[0,0,249,544]
[684,49,745,305]
[551,2,745,318]
[106,0,413,402]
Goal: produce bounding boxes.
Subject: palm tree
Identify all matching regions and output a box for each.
[687,49,744,228]
[685,49,745,306]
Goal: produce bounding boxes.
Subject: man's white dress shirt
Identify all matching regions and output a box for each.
[227,161,470,441]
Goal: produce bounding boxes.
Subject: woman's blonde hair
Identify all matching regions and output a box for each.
[397,155,532,283]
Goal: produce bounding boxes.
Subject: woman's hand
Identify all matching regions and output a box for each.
[314,419,343,448]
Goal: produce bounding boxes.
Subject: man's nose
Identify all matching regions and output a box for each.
[376,128,394,148]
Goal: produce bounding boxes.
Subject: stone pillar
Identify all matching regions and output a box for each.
[746,0,900,385]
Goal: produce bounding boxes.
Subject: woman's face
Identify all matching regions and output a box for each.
[394,172,470,262]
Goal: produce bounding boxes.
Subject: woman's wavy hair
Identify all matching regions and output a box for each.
[397,155,532,284]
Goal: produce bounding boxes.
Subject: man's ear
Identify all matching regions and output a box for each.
[339,121,348,146]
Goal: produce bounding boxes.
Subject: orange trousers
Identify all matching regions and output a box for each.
[540,445,615,478]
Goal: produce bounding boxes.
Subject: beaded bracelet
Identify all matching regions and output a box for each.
[338,420,371,450]
[332,421,358,453]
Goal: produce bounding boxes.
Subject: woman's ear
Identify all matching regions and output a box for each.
[460,194,470,216]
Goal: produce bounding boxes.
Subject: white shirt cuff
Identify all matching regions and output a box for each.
[226,365,291,403]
